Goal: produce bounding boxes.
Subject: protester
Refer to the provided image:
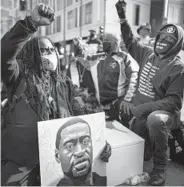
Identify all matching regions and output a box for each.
[1,4,111,186]
[74,32,139,121]
[87,29,103,54]
[116,0,184,185]
[137,22,155,47]
[55,42,66,73]
[67,37,96,94]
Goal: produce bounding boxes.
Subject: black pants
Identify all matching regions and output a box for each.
[1,161,40,186]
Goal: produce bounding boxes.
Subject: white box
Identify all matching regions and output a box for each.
[105,120,145,186]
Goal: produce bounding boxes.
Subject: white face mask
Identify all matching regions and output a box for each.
[42,54,58,71]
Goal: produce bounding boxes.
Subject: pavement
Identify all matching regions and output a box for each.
[143,159,184,186]
[120,159,184,186]
[119,98,184,187]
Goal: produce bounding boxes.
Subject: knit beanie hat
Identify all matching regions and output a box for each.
[159,25,177,41]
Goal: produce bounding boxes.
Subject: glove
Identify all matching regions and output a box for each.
[99,141,112,162]
[31,4,55,27]
[105,101,120,121]
[115,0,127,19]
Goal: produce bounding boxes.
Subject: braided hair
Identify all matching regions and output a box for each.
[16,36,73,120]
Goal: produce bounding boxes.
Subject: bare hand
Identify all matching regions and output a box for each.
[120,100,134,116]
[31,4,55,27]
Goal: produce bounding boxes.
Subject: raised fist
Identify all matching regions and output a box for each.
[31,4,55,27]
[115,0,127,19]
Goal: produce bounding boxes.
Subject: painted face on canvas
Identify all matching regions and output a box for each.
[39,38,58,71]
[55,122,93,180]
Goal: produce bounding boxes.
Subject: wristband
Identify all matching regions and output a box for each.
[26,16,38,32]
[120,18,127,24]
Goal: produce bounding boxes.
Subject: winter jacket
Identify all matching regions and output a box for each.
[120,21,184,116]
[76,50,139,105]
[1,18,73,167]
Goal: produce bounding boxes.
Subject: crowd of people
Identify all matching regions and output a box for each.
[1,0,184,186]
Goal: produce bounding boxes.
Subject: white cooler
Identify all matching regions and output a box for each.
[105,120,145,186]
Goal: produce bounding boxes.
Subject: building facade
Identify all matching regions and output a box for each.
[39,0,152,42]
[150,0,184,36]
[1,0,184,44]
[1,0,14,37]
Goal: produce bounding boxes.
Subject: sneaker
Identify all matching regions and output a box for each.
[149,169,166,186]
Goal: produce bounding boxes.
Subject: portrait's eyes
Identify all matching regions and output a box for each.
[65,142,74,151]
[50,48,55,53]
[40,48,46,54]
[82,137,90,146]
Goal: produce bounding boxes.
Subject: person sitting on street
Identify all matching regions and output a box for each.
[116,0,184,185]
[74,32,139,121]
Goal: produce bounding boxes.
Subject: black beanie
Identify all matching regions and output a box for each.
[160,25,177,40]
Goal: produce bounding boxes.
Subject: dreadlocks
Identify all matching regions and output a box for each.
[16,36,74,120]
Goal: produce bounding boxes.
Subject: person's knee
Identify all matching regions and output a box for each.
[146,110,170,132]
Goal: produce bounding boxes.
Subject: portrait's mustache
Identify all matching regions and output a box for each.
[71,154,91,174]
[73,155,89,166]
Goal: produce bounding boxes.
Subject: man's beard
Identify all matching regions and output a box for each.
[64,155,92,182]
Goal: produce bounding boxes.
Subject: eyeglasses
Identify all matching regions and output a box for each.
[158,32,177,43]
[40,47,56,55]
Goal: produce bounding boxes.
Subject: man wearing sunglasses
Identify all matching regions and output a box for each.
[116,0,184,186]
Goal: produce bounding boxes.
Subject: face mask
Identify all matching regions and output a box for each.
[155,37,175,55]
[41,54,58,71]
[103,42,112,53]
[155,32,177,55]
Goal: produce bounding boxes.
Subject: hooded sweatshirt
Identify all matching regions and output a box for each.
[120,21,184,116]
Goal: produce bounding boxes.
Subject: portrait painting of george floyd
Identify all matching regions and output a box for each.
[37,112,107,186]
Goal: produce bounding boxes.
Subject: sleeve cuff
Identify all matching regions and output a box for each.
[24,16,38,33]
[119,18,127,24]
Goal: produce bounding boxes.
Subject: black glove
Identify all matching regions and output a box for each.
[105,100,120,121]
[99,141,112,163]
[115,0,127,19]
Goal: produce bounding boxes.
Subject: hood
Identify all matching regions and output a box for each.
[154,24,184,59]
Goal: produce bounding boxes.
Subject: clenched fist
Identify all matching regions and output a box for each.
[115,0,127,19]
[31,4,55,27]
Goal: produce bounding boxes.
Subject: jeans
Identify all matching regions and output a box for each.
[130,110,180,171]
